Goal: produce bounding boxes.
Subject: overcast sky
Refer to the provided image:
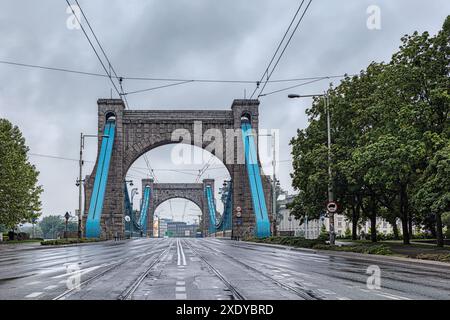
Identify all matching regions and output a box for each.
[0,0,448,224]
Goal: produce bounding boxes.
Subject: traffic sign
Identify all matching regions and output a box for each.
[124,216,131,222]
[236,206,242,212]
[327,202,338,213]
[236,211,242,218]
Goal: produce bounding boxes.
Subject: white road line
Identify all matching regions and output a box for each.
[376,293,401,300]
[176,287,186,292]
[25,292,43,298]
[51,265,104,279]
[179,240,187,266]
[177,239,181,266]
[176,293,187,299]
[25,281,41,286]
[176,281,186,286]
[377,292,411,300]
[44,285,58,290]
[337,297,351,300]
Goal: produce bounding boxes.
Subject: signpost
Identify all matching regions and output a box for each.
[236,207,242,240]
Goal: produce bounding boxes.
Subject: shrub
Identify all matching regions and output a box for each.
[312,244,393,255]
[40,238,102,246]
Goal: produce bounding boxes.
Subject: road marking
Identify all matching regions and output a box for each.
[51,265,103,279]
[337,297,351,300]
[179,240,187,266]
[176,281,185,286]
[377,292,411,300]
[176,287,186,292]
[177,239,181,266]
[376,293,401,300]
[25,281,41,286]
[175,293,187,299]
[317,289,336,295]
[25,292,43,298]
[44,285,58,290]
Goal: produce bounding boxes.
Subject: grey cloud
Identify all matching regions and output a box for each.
[0,0,448,219]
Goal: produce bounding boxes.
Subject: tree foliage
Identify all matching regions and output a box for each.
[0,119,43,229]
[289,16,449,246]
[39,215,77,239]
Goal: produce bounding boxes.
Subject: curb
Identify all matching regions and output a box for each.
[241,240,450,269]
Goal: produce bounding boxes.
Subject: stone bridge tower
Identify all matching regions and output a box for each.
[84,99,272,239]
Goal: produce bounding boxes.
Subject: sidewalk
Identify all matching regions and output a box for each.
[241,240,450,268]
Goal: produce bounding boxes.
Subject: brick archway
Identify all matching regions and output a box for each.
[84,98,272,239]
[139,178,215,237]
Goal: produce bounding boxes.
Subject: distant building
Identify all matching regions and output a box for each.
[166,221,198,238]
[276,193,406,239]
[156,218,171,238]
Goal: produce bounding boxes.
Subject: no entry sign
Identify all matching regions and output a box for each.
[327,202,338,213]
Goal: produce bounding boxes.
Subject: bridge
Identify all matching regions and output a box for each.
[82,98,273,239]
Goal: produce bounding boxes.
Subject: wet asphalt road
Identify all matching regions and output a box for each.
[0,238,449,300]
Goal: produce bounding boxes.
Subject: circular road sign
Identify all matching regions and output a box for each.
[124,215,131,222]
[327,202,338,213]
[236,211,242,218]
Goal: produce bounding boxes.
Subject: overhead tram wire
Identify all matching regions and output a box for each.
[143,153,158,182]
[257,0,314,98]
[72,0,129,108]
[0,59,350,85]
[259,77,326,97]
[29,152,230,172]
[250,0,307,99]
[123,80,195,96]
[65,0,124,104]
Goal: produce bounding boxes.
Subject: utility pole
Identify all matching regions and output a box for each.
[78,133,83,240]
[272,132,277,237]
[288,90,336,245]
[325,92,336,245]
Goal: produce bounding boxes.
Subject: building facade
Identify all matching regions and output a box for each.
[277,194,404,239]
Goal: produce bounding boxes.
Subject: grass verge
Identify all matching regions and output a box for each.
[0,239,43,245]
[415,253,450,263]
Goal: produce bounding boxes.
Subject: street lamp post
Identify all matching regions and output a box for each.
[288,91,336,245]
[130,188,138,238]
[64,212,70,239]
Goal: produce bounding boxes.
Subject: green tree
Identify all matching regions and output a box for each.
[39,215,77,239]
[290,16,449,247]
[414,142,450,246]
[0,119,42,230]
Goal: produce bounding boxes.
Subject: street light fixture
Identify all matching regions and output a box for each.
[288,91,336,245]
